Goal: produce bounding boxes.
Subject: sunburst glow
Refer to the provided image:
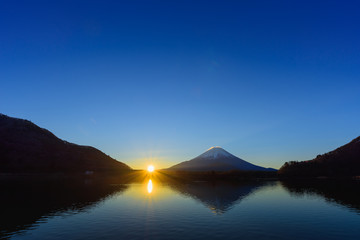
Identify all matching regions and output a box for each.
[147,165,155,172]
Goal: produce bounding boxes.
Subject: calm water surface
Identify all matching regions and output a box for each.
[1,176,359,240]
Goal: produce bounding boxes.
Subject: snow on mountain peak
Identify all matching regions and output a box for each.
[207,146,222,150]
[199,146,233,158]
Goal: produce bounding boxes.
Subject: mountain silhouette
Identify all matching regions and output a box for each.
[0,114,131,173]
[168,146,275,171]
[279,136,360,177]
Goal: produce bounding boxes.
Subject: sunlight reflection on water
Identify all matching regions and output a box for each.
[2,177,360,240]
[147,179,153,194]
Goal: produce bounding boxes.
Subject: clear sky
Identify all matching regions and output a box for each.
[1,0,360,170]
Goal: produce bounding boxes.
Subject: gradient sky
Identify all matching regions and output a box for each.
[1,0,360,169]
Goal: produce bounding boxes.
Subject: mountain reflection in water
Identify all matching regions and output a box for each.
[281,180,360,214]
[166,180,272,214]
[1,171,360,240]
[0,177,129,239]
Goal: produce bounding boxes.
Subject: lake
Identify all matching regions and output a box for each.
[1,173,360,240]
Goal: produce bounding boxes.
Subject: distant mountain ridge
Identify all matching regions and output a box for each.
[169,146,276,171]
[0,114,131,173]
[279,136,360,177]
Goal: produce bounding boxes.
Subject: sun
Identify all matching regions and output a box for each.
[147,165,155,173]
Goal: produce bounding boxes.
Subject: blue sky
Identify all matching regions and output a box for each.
[1,0,360,169]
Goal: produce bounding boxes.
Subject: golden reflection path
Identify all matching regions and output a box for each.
[147,179,153,194]
[114,169,192,198]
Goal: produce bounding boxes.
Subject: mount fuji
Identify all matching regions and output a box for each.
[169,147,276,172]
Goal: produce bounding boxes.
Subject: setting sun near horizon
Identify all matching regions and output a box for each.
[147,165,155,173]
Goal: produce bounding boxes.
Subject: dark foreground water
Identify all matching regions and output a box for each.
[1,174,360,240]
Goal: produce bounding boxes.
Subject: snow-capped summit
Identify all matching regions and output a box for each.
[198,147,233,159]
[169,147,275,172]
